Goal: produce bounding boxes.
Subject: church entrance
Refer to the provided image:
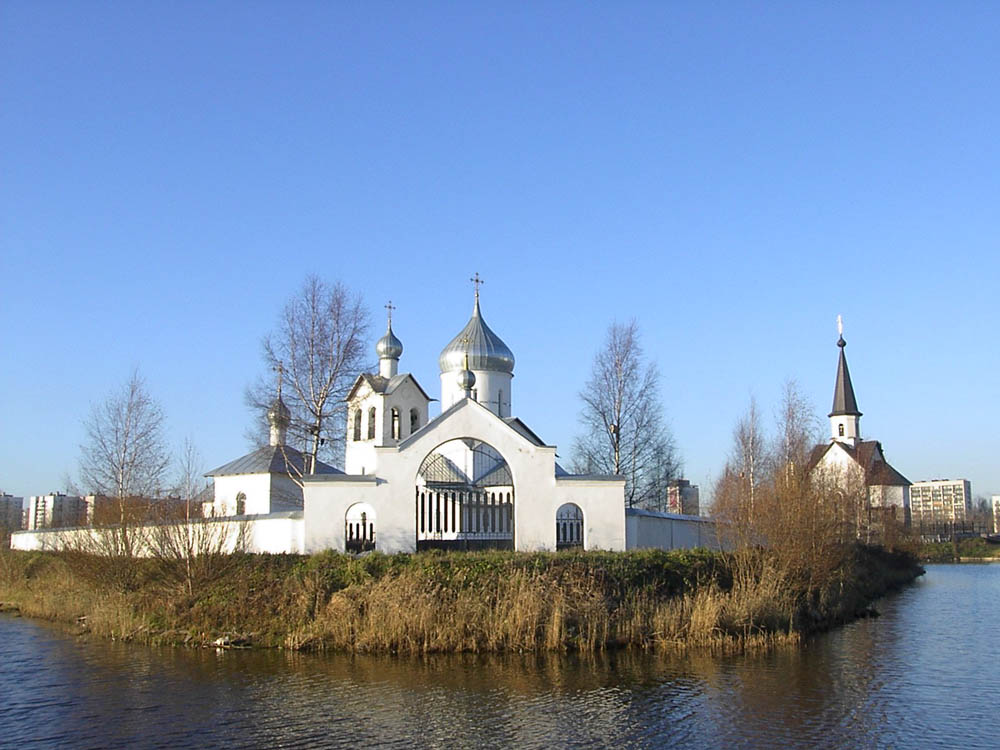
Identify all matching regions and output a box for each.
[415,439,514,551]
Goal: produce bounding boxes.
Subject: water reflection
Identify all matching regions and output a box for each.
[1,565,995,749]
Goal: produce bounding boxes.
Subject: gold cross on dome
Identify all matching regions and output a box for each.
[470,272,484,300]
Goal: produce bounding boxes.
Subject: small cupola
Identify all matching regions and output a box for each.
[377,301,403,378]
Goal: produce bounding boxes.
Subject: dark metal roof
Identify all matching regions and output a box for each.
[829,336,862,417]
[808,439,910,487]
[205,445,343,478]
[346,372,433,404]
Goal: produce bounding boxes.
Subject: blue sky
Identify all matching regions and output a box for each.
[2,1,998,502]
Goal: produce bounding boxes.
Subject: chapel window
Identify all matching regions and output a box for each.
[352,410,362,442]
[838,424,845,437]
[410,408,419,434]
[235,492,246,516]
[368,407,376,440]
[391,407,400,440]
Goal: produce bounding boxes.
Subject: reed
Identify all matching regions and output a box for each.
[0,545,920,653]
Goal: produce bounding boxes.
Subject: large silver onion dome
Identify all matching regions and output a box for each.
[376,323,403,360]
[439,298,515,374]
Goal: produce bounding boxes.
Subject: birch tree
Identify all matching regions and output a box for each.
[572,320,679,507]
[79,369,170,522]
[246,276,370,471]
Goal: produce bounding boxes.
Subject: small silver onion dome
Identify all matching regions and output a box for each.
[439,297,515,374]
[457,367,476,391]
[376,323,403,360]
[267,396,291,427]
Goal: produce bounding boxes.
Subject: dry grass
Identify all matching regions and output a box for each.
[0,545,919,654]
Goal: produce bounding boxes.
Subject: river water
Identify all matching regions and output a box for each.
[0,564,995,749]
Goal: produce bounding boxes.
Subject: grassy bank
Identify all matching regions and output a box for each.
[0,545,921,654]
[918,537,1000,563]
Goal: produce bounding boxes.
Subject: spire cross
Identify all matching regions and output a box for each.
[470,272,484,301]
[837,314,843,336]
[274,361,284,400]
[385,300,396,325]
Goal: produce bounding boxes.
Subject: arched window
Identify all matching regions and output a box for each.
[367,406,376,440]
[352,410,362,442]
[345,503,376,553]
[410,408,419,435]
[838,423,845,437]
[391,407,400,440]
[498,389,503,417]
[235,492,246,516]
[556,503,584,550]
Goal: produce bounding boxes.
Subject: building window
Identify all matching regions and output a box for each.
[410,408,419,434]
[235,492,246,516]
[352,410,361,442]
[368,407,376,440]
[838,423,845,437]
[391,407,400,440]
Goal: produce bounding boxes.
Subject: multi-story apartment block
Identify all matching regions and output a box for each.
[909,479,973,525]
[0,493,24,534]
[26,493,91,530]
[666,479,700,516]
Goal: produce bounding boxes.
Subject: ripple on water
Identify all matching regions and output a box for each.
[1,565,997,749]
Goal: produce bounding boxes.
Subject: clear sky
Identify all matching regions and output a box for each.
[2,2,998,504]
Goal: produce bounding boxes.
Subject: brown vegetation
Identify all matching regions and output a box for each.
[0,545,920,654]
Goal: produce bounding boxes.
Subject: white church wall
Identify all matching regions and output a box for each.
[554,479,626,551]
[440,370,512,417]
[304,399,627,554]
[213,474,273,516]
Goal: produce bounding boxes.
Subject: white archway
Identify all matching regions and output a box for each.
[556,503,584,549]
[415,438,514,551]
[345,502,376,553]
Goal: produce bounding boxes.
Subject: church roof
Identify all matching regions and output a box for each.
[439,296,515,374]
[346,372,433,403]
[830,336,862,417]
[205,445,342,478]
[808,440,910,487]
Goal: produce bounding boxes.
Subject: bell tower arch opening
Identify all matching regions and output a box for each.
[415,438,514,551]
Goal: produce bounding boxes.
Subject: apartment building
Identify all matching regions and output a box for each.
[909,479,972,525]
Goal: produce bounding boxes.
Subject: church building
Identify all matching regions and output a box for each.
[808,319,911,519]
[301,279,627,554]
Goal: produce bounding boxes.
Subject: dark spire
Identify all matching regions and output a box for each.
[829,331,862,418]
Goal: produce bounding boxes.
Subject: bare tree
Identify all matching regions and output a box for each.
[773,380,821,485]
[246,276,370,471]
[572,320,679,507]
[79,369,170,524]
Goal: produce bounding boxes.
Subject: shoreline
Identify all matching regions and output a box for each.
[0,546,923,654]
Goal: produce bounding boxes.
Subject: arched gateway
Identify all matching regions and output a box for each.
[415,438,514,550]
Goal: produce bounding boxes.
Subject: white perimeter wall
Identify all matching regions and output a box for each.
[9,513,305,555]
[625,509,721,551]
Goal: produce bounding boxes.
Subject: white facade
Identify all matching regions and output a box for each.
[305,293,627,554]
[26,494,90,530]
[992,495,1000,534]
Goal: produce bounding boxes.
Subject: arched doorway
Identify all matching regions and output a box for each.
[345,503,376,553]
[415,438,514,551]
[556,503,584,549]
